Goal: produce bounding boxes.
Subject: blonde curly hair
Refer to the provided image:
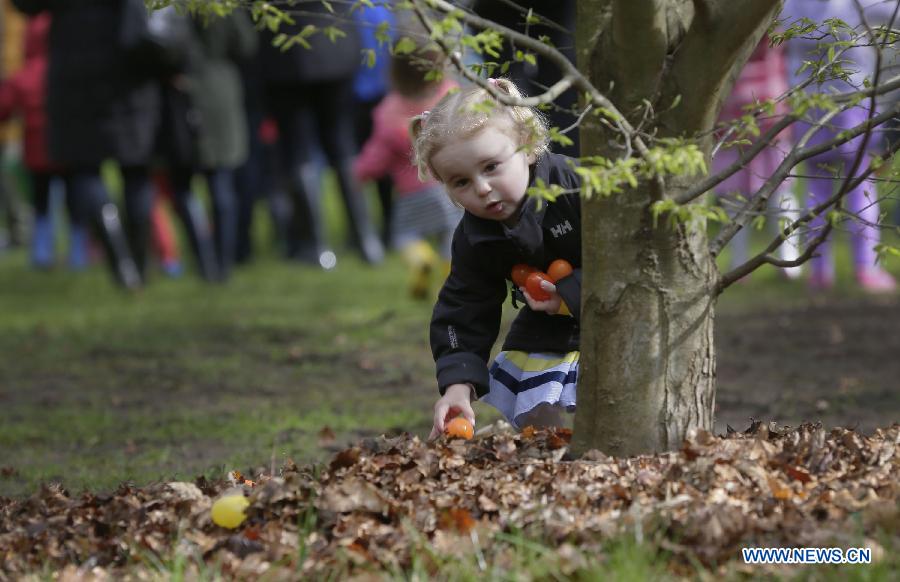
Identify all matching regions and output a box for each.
[410,78,549,182]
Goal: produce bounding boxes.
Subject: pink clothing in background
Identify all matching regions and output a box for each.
[353,79,457,196]
[720,37,790,130]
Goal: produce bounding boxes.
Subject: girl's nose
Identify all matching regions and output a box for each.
[475,177,492,196]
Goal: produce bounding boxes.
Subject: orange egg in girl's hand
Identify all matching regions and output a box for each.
[547,259,573,283]
[525,271,553,301]
[510,263,536,287]
[445,416,474,439]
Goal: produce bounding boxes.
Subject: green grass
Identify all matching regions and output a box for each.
[2,190,898,498]
[0,242,457,496]
[2,175,899,578]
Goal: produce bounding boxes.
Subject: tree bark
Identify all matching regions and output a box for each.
[572,0,781,456]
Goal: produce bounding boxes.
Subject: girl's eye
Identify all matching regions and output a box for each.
[485,162,498,172]
[453,179,468,188]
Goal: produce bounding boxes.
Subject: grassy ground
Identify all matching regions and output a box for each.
[1,191,899,498]
[1,195,898,579]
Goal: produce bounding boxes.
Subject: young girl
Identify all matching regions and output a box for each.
[410,78,583,437]
[354,41,462,298]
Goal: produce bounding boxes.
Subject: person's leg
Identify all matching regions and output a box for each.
[269,90,331,266]
[68,168,141,289]
[150,189,182,278]
[354,96,395,246]
[120,165,154,280]
[206,168,238,281]
[167,167,220,282]
[61,174,89,270]
[315,80,384,264]
[841,154,897,291]
[752,145,802,279]
[30,171,55,268]
[804,160,836,289]
[233,106,264,265]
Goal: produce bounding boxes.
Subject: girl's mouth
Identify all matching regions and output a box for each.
[486,200,504,213]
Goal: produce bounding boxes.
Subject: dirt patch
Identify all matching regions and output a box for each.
[715,294,900,435]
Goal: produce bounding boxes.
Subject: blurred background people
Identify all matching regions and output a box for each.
[0,0,28,253]
[713,36,803,280]
[261,1,384,268]
[783,0,897,292]
[354,33,462,299]
[10,0,176,289]
[353,1,395,248]
[0,13,85,269]
[152,7,257,282]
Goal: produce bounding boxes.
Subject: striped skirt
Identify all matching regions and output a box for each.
[482,351,579,429]
[392,185,463,257]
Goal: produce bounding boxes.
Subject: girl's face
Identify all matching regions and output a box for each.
[430,123,533,225]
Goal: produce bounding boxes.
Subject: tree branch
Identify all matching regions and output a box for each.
[414,0,666,198]
[479,0,572,35]
[677,72,900,206]
[716,135,900,291]
[664,0,782,132]
[611,0,668,100]
[690,0,715,28]
[708,101,900,256]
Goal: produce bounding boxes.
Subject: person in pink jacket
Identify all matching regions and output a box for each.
[712,36,802,280]
[0,13,77,268]
[354,45,462,298]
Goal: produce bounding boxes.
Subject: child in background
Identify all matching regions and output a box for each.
[713,36,802,280]
[410,78,582,437]
[353,42,462,298]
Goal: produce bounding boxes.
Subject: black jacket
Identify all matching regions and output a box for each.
[430,152,583,398]
[12,0,163,168]
[260,3,361,86]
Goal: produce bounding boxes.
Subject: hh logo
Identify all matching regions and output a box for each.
[550,220,573,238]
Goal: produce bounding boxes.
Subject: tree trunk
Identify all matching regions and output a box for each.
[571,0,780,456]
[573,176,718,457]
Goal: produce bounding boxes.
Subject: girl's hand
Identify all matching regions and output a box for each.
[521,279,563,314]
[429,383,476,440]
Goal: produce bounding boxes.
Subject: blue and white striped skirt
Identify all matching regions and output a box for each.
[482,350,579,429]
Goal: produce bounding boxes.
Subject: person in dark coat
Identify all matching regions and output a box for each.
[261,2,384,267]
[10,0,172,289]
[156,10,256,281]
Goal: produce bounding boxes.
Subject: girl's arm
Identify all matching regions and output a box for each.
[430,234,508,398]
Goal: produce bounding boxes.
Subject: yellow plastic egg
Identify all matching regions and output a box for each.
[211,494,249,529]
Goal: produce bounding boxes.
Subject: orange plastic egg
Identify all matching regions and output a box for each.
[445,417,475,440]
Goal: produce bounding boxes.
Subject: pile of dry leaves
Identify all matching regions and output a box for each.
[1,421,897,578]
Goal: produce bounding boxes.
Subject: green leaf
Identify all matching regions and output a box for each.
[374,21,391,48]
[323,26,347,44]
[394,36,417,55]
[362,48,377,69]
[548,127,574,147]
